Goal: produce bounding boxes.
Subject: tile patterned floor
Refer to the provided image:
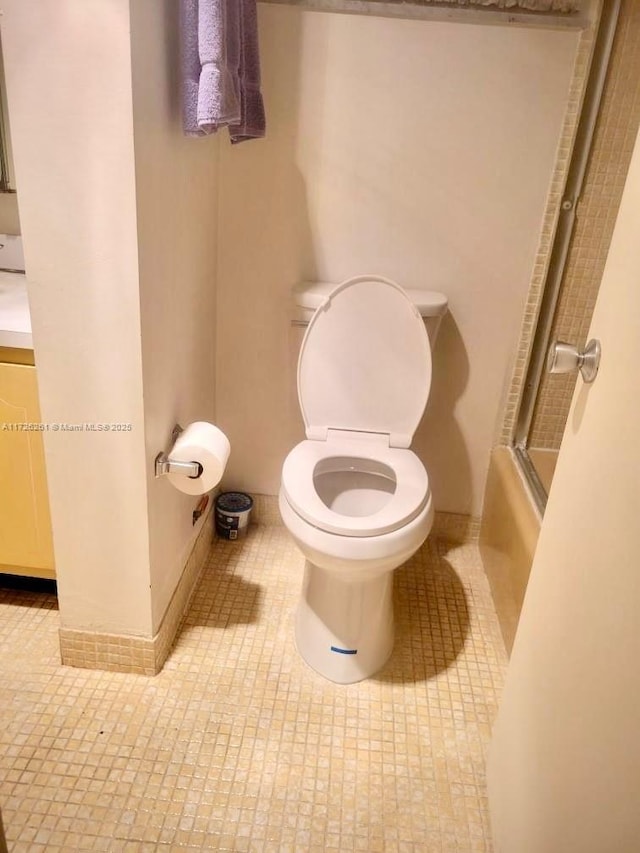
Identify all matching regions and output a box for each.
[0,524,507,851]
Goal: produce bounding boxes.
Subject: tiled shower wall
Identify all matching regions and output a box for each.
[529,0,640,449]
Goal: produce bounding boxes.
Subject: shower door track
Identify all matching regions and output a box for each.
[513,0,620,515]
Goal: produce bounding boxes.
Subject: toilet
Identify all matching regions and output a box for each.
[279,275,448,684]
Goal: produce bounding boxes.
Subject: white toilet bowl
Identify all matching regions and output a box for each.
[280,436,433,683]
[281,436,433,578]
[279,275,445,684]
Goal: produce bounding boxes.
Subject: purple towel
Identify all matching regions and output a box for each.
[229,0,266,144]
[197,0,241,131]
[180,0,265,143]
[180,0,240,135]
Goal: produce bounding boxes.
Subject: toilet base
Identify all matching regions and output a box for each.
[295,561,394,684]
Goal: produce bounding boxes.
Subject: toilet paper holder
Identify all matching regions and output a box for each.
[154,424,203,480]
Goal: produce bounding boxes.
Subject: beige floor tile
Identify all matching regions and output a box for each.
[0,525,506,850]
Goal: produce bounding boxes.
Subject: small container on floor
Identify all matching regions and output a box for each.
[215,492,253,540]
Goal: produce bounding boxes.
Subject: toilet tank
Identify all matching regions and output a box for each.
[292,281,448,349]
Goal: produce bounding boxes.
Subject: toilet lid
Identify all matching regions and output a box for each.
[298,276,432,448]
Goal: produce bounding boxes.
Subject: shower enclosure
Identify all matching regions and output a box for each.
[514,0,640,513]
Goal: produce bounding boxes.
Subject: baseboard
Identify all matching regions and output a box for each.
[59,506,214,676]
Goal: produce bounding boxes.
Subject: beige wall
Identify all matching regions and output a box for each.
[130,0,219,632]
[1,0,219,638]
[0,0,152,635]
[488,121,640,853]
[216,5,579,515]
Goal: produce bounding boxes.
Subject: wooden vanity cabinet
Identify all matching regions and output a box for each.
[0,347,55,578]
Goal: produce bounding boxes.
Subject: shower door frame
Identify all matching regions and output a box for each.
[512,0,621,515]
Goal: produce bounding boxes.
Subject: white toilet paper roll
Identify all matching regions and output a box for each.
[166,421,230,495]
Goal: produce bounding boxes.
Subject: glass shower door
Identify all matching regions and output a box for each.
[513,0,640,512]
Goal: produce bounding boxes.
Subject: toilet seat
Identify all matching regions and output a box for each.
[281,436,430,537]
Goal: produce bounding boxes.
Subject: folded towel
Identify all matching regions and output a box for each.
[180,0,202,135]
[180,0,240,136]
[180,0,265,143]
[229,0,266,144]
[197,0,241,131]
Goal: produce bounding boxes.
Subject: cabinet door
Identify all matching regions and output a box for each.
[0,362,55,575]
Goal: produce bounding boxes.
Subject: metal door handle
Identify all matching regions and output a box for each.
[546,339,601,384]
